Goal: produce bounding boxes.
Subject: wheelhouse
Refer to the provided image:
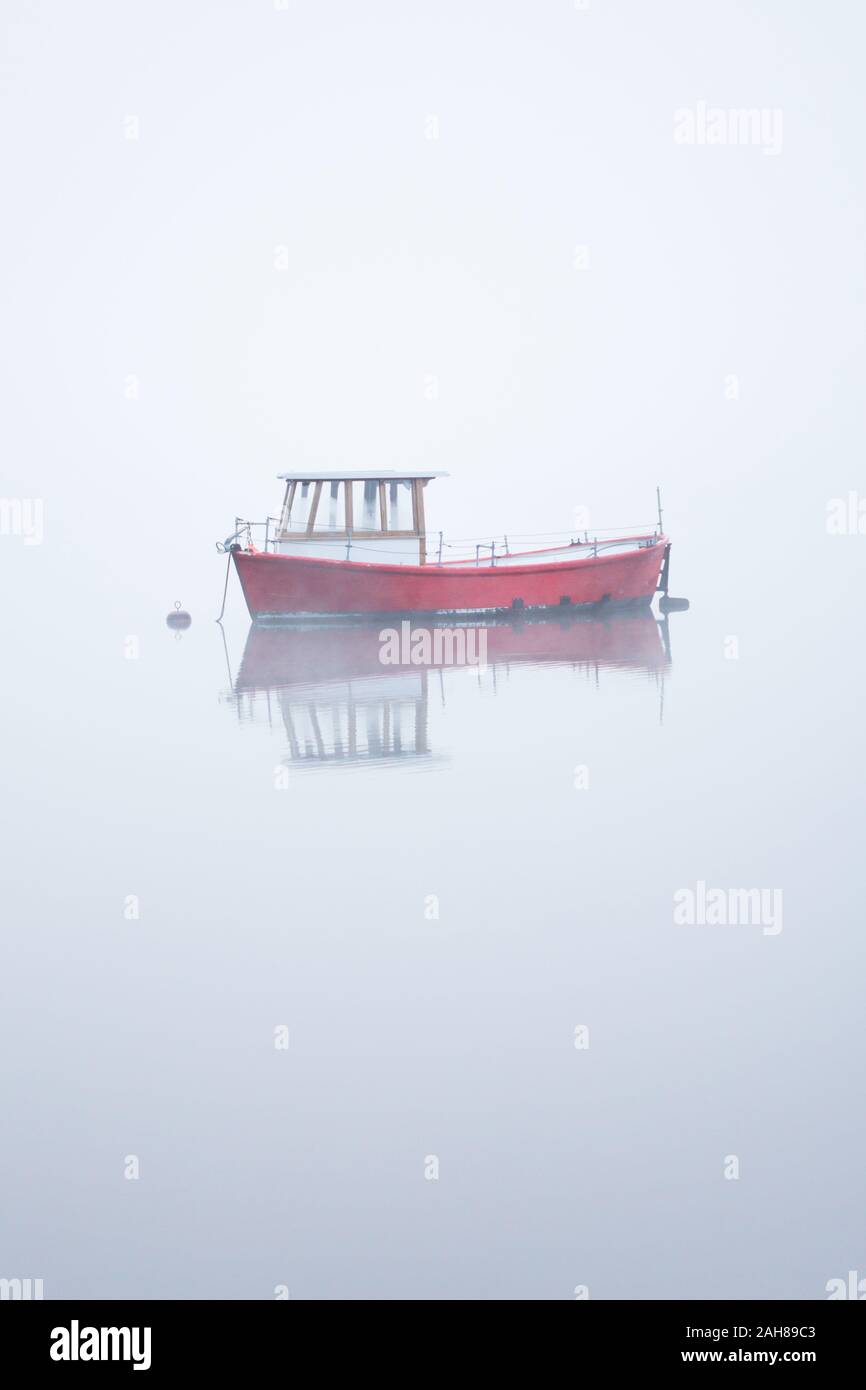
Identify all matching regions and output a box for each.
[274,470,448,565]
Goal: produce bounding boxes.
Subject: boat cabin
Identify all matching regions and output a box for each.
[274,470,448,565]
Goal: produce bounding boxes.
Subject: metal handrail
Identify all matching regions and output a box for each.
[216,518,281,553]
[218,520,662,562]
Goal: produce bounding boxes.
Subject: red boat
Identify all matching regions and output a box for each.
[220,471,671,621]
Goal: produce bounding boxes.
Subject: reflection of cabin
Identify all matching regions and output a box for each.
[274,470,447,565]
[279,673,431,766]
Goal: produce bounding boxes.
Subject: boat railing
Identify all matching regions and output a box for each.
[218,520,662,563]
[216,517,282,554]
[438,528,661,566]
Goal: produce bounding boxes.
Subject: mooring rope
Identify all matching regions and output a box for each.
[216,552,232,622]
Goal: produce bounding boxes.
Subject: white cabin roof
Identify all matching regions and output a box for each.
[277,470,448,482]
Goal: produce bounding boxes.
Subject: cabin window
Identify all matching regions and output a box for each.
[321,480,346,532]
[362,480,379,530]
[285,481,313,531]
[386,479,413,532]
[356,479,378,531]
[280,476,429,537]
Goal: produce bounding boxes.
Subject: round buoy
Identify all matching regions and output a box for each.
[166,601,192,630]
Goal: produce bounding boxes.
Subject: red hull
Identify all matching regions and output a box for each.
[233,541,668,620]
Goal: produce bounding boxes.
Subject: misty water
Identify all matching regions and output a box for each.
[3,0,866,1305]
[2,523,863,1301]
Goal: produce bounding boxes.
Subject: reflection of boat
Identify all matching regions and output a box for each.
[219,470,671,620]
[236,612,669,690]
[229,612,671,769]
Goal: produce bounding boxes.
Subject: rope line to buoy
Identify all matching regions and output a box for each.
[218,615,235,687]
[216,552,232,622]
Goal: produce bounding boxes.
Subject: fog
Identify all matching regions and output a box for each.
[1,0,863,1298]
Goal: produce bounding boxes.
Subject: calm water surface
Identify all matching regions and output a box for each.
[1,538,863,1300]
[4,0,866,1303]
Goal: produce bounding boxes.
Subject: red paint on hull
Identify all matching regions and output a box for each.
[233,541,668,619]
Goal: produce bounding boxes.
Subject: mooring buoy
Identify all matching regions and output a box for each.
[166,601,192,630]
